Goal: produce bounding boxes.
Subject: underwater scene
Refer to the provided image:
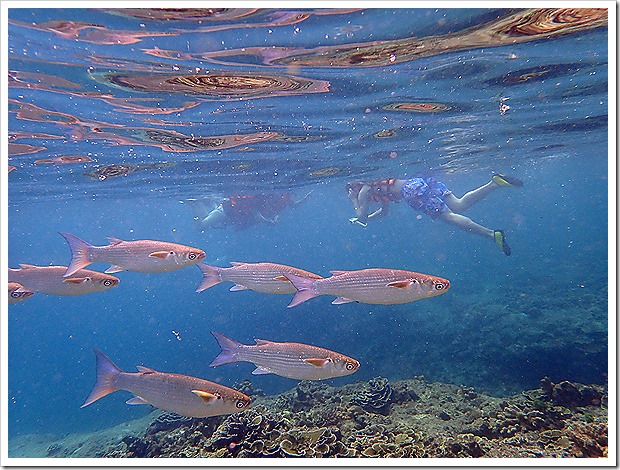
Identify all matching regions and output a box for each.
[5,5,611,460]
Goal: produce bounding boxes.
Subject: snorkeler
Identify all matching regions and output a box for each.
[347,174,523,256]
[186,191,311,231]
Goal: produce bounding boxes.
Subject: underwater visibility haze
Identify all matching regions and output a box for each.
[5,5,611,459]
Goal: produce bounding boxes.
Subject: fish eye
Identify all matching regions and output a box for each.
[103,279,112,286]
[345,362,355,370]
[11,291,20,298]
[236,400,246,409]
[188,253,197,260]
[169,251,175,255]
[435,283,444,290]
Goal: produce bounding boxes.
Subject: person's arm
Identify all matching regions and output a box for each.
[257,211,278,224]
[293,190,313,206]
[349,184,372,226]
[368,203,389,220]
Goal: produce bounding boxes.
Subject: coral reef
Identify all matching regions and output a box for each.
[92,375,607,459]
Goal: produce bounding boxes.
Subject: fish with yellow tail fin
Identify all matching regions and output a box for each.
[59,232,205,277]
[82,349,251,418]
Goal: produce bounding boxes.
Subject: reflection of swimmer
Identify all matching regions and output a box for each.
[188,192,311,231]
[347,175,523,256]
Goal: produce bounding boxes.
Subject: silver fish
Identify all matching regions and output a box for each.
[210,332,360,380]
[59,232,206,277]
[284,268,450,307]
[196,261,322,294]
[8,282,35,304]
[82,349,251,418]
[8,264,119,296]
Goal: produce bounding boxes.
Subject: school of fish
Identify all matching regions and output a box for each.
[9,232,450,419]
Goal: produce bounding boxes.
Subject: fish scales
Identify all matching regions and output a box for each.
[197,262,322,294]
[116,371,243,417]
[92,240,202,272]
[60,232,205,276]
[221,263,321,294]
[235,343,356,380]
[286,268,450,306]
[209,333,359,381]
[82,350,251,418]
[8,265,119,296]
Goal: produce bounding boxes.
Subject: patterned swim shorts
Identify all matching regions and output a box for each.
[401,177,452,217]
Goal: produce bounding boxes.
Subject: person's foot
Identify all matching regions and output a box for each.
[494,230,511,256]
[492,173,523,187]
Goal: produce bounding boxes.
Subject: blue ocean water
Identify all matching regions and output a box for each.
[6,7,609,440]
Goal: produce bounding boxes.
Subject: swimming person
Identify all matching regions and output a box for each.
[346,174,523,256]
[186,191,312,231]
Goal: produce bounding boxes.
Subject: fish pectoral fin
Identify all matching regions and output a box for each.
[332,297,355,304]
[304,358,329,367]
[387,280,412,289]
[126,396,150,405]
[136,365,157,374]
[62,277,88,284]
[273,275,289,281]
[149,251,171,259]
[229,284,249,292]
[192,390,220,403]
[105,265,126,274]
[252,366,273,375]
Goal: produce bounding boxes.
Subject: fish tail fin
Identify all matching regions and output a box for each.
[209,332,241,367]
[81,349,122,408]
[59,232,94,277]
[196,263,222,292]
[285,273,319,308]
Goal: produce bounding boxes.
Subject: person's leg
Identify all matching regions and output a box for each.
[438,210,511,255]
[444,174,523,213]
[438,209,494,238]
[443,181,499,213]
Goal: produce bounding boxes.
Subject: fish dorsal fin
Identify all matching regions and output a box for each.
[106,237,124,245]
[230,261,245,266]
[149,251,171,259]
[387,280,412,289]
[126,396,150,405]
[105,265,125,274]
[63,277,88,284]
[18,263,36,269]
[252,366,273,375]
[330,270,349,276]
[332,297,355,304]
[229,284,249,291]
[137,365,157,374]
[254,339,271,346]
[304,358,329,367]
[192,390,219,403]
